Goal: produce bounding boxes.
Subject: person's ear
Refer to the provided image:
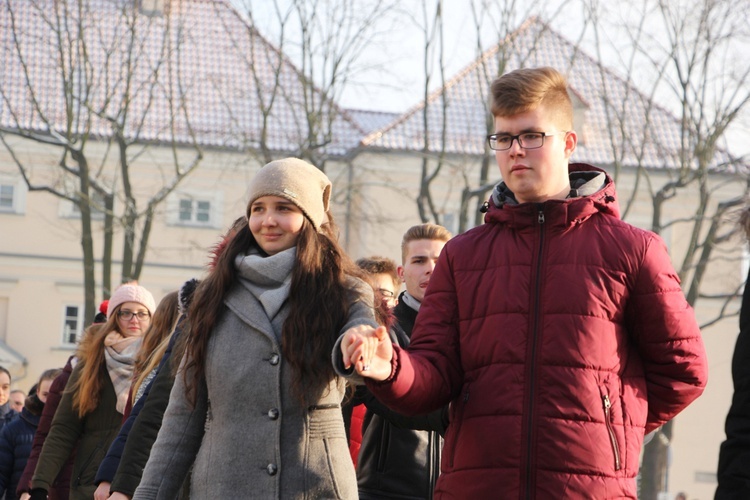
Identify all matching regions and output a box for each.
[397,266,405,282]
[563,130,578,158]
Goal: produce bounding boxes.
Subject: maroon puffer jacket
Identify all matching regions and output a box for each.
[367,164,708,499]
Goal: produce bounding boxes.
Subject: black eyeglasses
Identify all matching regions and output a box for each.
[117,310,151,321]
[486,131,567,151]
[378,289,395,299]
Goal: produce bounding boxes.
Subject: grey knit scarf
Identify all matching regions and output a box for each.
[234,247,296,335]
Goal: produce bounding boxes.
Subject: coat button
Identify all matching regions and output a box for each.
[266,463,278,475]
[267,408,279,420]
[269,353,280,365]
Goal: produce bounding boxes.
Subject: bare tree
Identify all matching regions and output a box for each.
[579,0,750,497]
[226,0,398,171]
[405,0,448,224]
[0,0,203,322]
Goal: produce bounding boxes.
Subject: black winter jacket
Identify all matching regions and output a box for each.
[717,265,750,498]
[356,293,447,499]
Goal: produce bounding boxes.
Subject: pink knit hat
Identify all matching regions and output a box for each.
[107,284,156,319]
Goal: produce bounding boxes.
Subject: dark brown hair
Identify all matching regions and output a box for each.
[182,212,365,405]
[356,256,399,287]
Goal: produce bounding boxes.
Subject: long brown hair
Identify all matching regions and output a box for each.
[69,314,118,417]
[131,291,180,398]
[182,212,364,405]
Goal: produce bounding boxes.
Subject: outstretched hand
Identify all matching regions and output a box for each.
[341,325,393,381]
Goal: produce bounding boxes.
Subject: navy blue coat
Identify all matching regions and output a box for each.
[0,407,41,500]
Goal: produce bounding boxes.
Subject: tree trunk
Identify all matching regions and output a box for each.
[102,192,114,298]
[73,151,97,324]
[640,422,672,500]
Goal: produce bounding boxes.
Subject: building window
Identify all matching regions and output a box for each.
[62,305,83,345]
[179,199,211,224]
[0,181,26,214]
[0,185,13,209]
[441,212,458,234]
[167,190,222,228]
[64,191,106,220]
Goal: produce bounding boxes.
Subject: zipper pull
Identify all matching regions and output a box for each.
[463,389,470,402]
[603,394,611,410]
[538,211,545,224]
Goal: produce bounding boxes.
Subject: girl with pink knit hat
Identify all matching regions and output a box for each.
[29,283,155,500]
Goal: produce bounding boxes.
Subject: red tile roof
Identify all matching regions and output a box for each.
[0,0,363,155]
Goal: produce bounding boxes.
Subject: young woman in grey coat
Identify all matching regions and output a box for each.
[133,158,378,500]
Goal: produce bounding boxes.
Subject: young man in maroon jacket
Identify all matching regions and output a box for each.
[338,66,708,499]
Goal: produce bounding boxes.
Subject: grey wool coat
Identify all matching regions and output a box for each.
[133,276,377,500]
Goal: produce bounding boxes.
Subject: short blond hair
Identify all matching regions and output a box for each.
[490,67,573,130]
[401,223,452,263]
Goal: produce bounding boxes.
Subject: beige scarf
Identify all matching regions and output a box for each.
[104,331,142,413]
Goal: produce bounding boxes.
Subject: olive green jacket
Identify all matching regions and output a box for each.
[31,363,122,500]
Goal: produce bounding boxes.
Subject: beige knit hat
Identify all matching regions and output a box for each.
[246,158,332,231]
[107,284,156,320]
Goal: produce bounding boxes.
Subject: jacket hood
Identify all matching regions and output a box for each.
[24,393,45,416]
[485,163,620,227]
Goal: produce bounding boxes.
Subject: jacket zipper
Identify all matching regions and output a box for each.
[603,394,622,471]
[524,207,546,498]
[429,430,439,497]
[376,420,391,471]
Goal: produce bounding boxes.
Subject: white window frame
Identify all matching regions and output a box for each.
[61,305,83,346]
[167,190,223,228]
[0,178,27,215]
[179,198,212,224]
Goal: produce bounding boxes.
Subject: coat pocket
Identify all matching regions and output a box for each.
[74,440,106,487]
[305,405,355,500]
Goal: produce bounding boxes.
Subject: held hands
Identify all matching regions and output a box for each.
[94,482,111,500]
[341,325,392,381]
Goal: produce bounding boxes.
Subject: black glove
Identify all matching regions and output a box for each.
[29,488,48,500]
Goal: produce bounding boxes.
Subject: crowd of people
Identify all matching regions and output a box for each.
[0,67,722,499]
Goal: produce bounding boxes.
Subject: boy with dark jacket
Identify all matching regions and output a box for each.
[355,228,451,499]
